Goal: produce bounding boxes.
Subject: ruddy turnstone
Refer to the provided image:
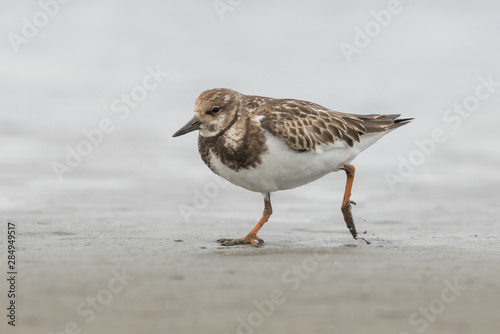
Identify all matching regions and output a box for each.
[173,88,412,246]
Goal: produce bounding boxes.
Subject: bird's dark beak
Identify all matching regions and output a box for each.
[172,116,203,137]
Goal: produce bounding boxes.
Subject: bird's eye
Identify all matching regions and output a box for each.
[207,106,222,115]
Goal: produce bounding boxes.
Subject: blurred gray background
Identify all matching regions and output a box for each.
[1,1,499,334]
[1,0,499,213]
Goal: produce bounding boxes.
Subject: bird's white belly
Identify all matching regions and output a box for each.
[208,132,386,193]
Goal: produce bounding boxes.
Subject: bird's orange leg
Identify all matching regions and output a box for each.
[341,165,370,244]
[218,193,272,246]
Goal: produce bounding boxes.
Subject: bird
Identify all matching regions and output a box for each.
[173,88,412,246]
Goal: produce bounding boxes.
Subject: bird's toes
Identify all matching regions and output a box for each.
[217,238,232,243]
[217,236,264,247]
[222,240,238,246]
[355,236,371,245]
[217,238,242,246]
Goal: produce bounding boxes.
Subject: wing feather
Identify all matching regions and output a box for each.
[257,99,407,152]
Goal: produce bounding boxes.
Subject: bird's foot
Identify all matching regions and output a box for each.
[348,227,371,245]
[342,200,370,244]
[354,235,371,245]
[217,234,264,247]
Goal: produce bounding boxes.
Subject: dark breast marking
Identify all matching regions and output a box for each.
[198,118,268,173]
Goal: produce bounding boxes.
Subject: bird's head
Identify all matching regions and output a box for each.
[173,88,241,138]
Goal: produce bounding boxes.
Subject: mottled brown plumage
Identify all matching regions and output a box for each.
[257,99,408,151]
[190,89,411,172]
[198,115,268,172]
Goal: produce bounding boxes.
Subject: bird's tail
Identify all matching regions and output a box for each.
[387,115,414,130]
[353,113,414,133]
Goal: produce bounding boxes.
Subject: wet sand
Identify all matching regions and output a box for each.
[1,139,499,334]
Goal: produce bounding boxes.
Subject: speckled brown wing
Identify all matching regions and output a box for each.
[257,99,409,151]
